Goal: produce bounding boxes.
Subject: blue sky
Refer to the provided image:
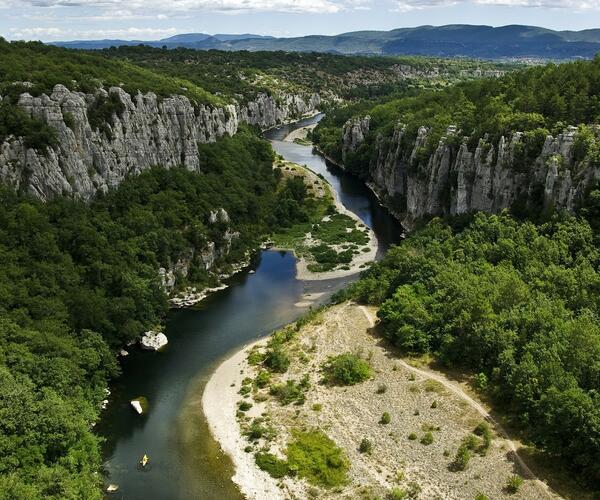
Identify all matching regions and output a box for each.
[1,0,599,42]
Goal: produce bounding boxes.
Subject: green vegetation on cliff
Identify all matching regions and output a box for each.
[338,213,600,487]
[314,56,600,179]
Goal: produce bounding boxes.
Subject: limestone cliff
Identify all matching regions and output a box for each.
[0,85,320,200]
[341,117,600,227]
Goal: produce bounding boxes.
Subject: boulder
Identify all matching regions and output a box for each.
[140,330,168,351]
[130,396,148,415]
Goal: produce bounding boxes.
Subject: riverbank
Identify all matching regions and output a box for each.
[272,134,378,281]
[203,302,559,500]
[283,123,317,144]
[202,338,283,500]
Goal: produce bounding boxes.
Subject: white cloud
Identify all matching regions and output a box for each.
[9,26,178,40]
[17,0,352,14]
[392,0,600,10]
[10,26,65,37]
[475,0,596,7]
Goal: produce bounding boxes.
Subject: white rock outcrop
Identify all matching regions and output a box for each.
[341,118,600,227]
[139,330,168,351]
[0,85,320,200]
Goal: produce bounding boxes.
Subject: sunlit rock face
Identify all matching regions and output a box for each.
[342,118,600,227]
[0,85,320,200]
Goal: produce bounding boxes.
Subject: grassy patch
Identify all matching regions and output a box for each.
[286,429,349,487]
[255,452,290,478]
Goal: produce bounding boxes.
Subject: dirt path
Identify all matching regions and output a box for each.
[357,305,558,499]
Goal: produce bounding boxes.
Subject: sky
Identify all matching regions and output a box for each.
[1,0,600,42]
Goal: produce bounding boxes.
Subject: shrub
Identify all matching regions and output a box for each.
[430,400,438,408]
[420,432,434,445]
[245,418,276,441]
[451,443,471,471]
[380,412,391,424]
[312,403,323,411]
[408,433,418,440]
[247,349,265,366]
[505,475,523,494]
[254,370,271,388]
[473,422,492,453]
[238,401,252,412]
[389,487,408,499]
[376,383,388,394]
[474,493,489,500]
[322,353,372,386]
[286,429,349,487]
[270,379,306,405]
[265,346,290,373]
[473,372,488,391]
[255,452,290,479]
[359,438,372,454]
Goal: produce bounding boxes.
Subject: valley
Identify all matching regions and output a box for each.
[0,26,599,500]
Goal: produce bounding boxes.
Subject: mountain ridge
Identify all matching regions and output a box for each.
[50,24,600,59]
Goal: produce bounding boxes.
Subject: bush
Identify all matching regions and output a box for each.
[451,443,471,471]
[255,452,290,479]
[245,418,276,441]
[270,379,306,405]
[408,432,418,440]
[473,422,492,453]
[380,412,391,424]
[359,438,372,454]
[473,372,488,391]
[247,349,266,366]
[264,346,290,373]
[389,487,408,499]
[322,353,372,386]
[376,383,388,394]
[238,401,252,412]
[505,475,523,494]
[286,430,349,487]
[420,432,434,445]
[254,370,271,388]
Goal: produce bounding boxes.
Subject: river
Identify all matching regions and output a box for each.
[98,114,403,499]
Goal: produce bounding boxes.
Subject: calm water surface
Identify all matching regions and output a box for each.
[99,114,403,499]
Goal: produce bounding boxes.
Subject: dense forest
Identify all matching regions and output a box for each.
[100,45,512,102]
[0,38,514,109]
[337,213,600,488]
[314,55,600,178]
[0,128,311,497]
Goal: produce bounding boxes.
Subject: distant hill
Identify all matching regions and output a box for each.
[51,25,600,59]
[52,32,274,51]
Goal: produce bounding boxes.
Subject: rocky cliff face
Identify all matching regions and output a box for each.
[0,85,320,200]
[342,117,600,227]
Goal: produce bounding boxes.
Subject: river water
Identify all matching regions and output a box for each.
[98,114,403,499]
